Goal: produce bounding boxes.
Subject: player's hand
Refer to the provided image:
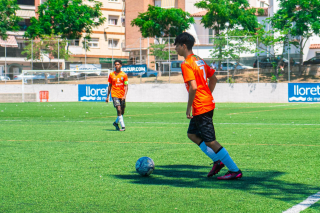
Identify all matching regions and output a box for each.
[121,97,126,101]
[186,107,193,119]
[105,98,109,103]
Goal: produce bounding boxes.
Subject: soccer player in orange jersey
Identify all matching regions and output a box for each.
[106,60,128,131]
[174,32,242,180]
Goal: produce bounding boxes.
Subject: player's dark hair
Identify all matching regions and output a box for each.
[174,32,195,50]
[114,59,122,65]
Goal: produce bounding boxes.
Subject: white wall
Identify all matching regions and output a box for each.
[0,84,78,102]
[0,83,289,103]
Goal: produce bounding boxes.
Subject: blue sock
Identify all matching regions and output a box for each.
[215,147,239,172]
[199,142,219,162]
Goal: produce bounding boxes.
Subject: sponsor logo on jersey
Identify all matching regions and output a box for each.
[195,60,205,66]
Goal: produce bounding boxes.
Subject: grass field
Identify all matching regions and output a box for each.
[1,102,320,212]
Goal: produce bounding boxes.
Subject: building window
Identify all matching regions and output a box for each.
[17,0,35,5]
[108,39,119,48]
[109,0,119,1]
[155,0,161,7]
[88,38,99,48]
[209,29,214,44]
[160,0,176,8]
[18,19,31,31]
[108,16,119,26]
[69,40,79,46]
[260,2,265,7]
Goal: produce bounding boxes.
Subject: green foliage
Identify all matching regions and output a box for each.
[0,0,22,40]
[195,0,259,71]
[270,0,320,39]
[131,5,195,38]
[226,77,235,83]
[21,34,71,70]
[149,39,177,62]
[194,0,259,35]
[268,0,320,75]
[257,8,265,16]
[24,0,106,40]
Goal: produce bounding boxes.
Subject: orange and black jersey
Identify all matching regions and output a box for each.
[181,54,215,116]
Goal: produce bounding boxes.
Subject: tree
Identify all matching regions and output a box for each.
[269,0,320,76]
[194,0,260,70]
[131,5,193,75]
[24,0,106,41]
[131,5,195,38]
[211,30,257,81]
[254,26,288,81]
[21,34,71,71]
[0,0,22,40]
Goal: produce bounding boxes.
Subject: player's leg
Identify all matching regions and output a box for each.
[198,110,242,180]
[112,97,121,130]
[119,99,126,131]
[187,119,222,176]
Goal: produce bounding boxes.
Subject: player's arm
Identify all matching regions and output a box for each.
[122,76,129,100]
[187,80,197,119]
[208,74,217,93]
[106,82,112,103]
[122,84,128,100]
[206,64,217,93]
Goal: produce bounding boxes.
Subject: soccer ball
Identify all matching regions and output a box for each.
[135,157,155,176]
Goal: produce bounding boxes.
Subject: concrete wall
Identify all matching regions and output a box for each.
[0,84,78,102]
[0,83,289,103]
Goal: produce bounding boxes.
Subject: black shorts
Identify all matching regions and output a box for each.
[112,97,126,109]
[187,110,216,142]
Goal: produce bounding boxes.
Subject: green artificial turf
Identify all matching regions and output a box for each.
[0,102,319,212]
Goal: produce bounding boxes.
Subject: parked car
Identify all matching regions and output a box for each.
[141,68,158,77]
[0,76,10,81]
[303,57,320,65]
[161,60,183,73]
[14,73,56,80]
[220,62,235,71]
[231,62,253,69]
[253,57,288,68]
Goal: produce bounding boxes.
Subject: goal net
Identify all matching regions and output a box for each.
[7,69,111,102]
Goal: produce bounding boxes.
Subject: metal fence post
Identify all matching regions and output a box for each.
[31,40,33,70]
[288,44,290,82]
[140,37,142,84]
[4,43,6,84]
[169,37,171,83]
[257,37,259,83]
[58,38,60,84]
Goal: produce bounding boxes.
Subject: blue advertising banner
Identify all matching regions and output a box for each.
[288,83,320,102]
[121,64,147,75]
[78,84,108,102]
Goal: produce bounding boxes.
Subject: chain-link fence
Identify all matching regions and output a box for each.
[0,36,319,85]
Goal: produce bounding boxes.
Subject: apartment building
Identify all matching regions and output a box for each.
[68,0,129,70]
[124,0,187,69]
[0,0,129,79]
[0,0,42,79]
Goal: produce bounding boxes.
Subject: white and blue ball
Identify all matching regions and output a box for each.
[135,157,155,176]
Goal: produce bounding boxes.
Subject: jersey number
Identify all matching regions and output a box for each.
[200,66,206,81]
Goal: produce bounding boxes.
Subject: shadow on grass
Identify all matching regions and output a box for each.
[114,164,319,202]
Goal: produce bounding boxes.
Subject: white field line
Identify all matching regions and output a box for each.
[283,192,320,213]
[1,120,320,126]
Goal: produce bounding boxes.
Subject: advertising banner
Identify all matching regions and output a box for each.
[288,83,320,102]
[70,64,102,76]
[78,84,108,102]
[121,64,147,75]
